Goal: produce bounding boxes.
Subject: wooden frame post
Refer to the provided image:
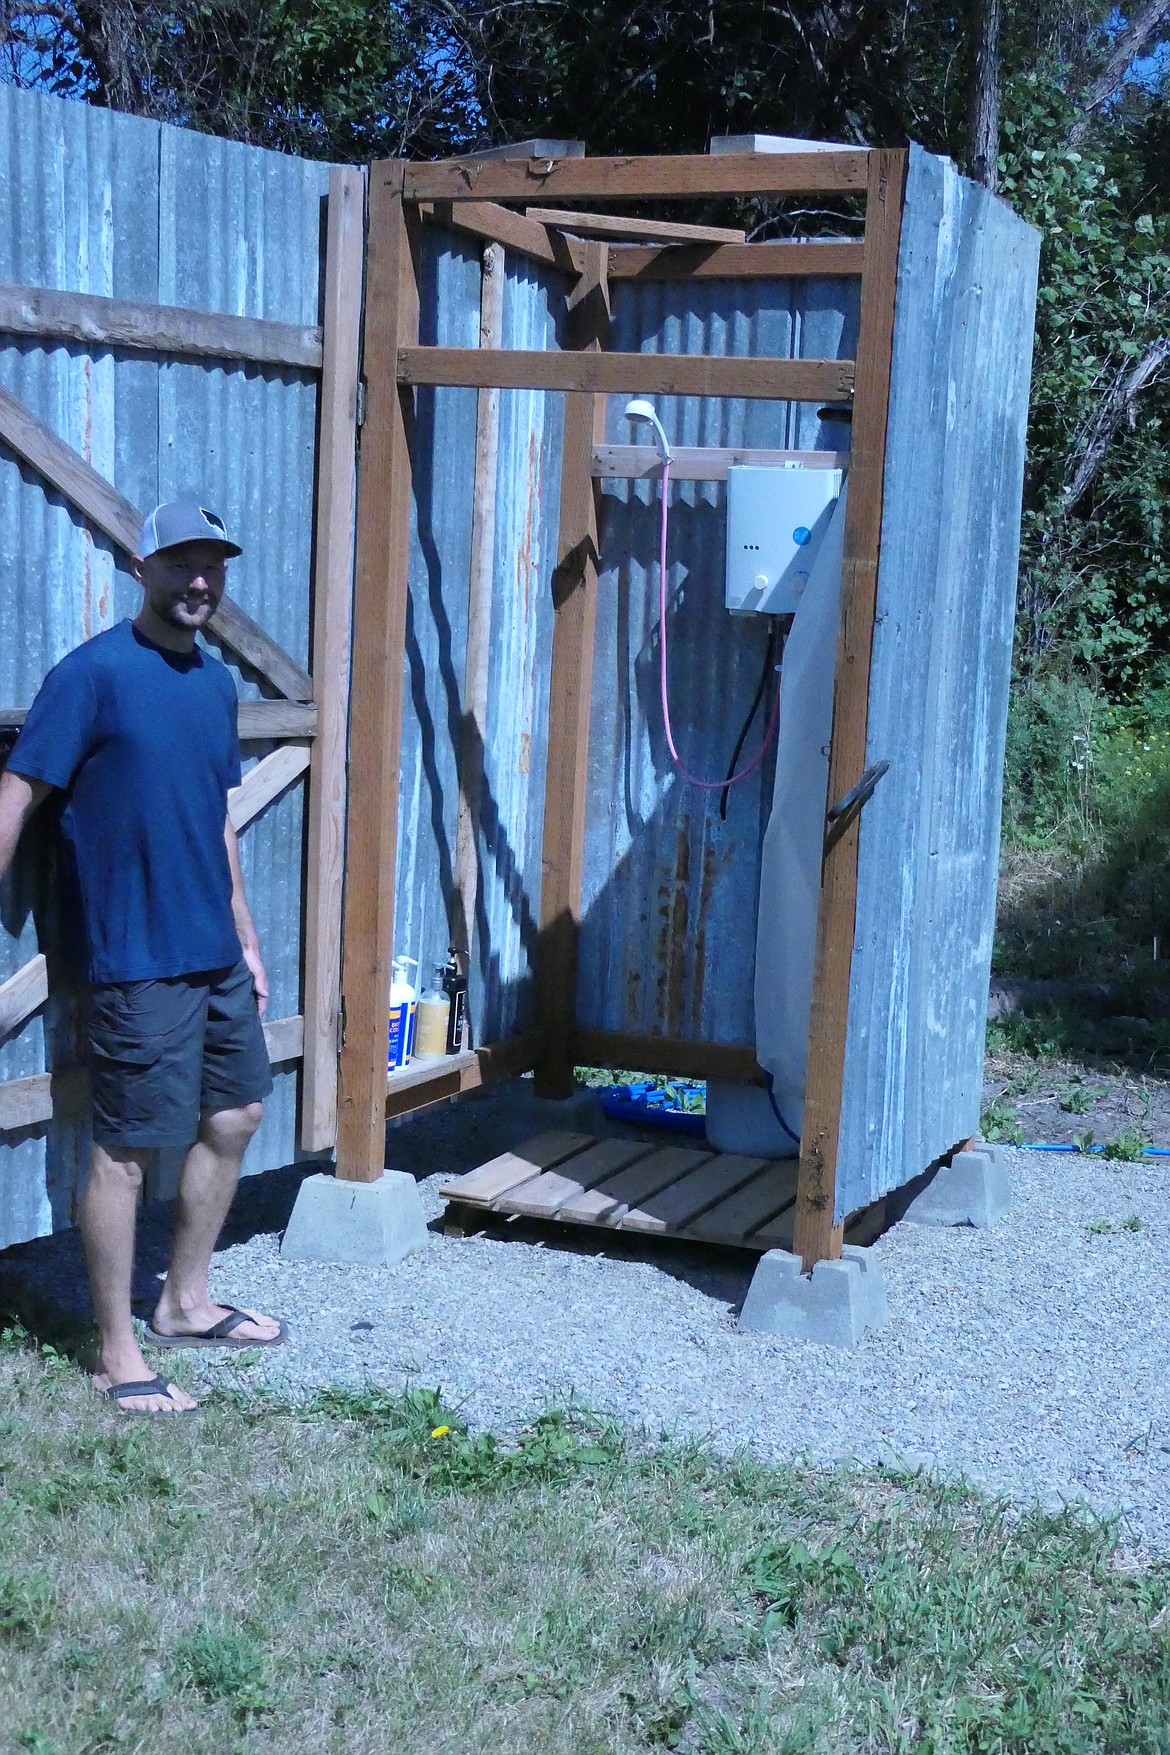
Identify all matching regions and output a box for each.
[534,239,610,1097]
[302,164,365,1153]
[336,164,420,1181]
[794,148,908,1269]
[452,240,504,971]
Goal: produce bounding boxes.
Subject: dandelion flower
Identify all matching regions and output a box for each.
[430,1425,450,1439]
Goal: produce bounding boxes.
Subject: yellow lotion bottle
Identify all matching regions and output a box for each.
[414,967,451,1059]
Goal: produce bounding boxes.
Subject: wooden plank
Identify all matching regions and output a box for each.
[0,954,47,1039]
[452,239,504,969]
[607,240,866,280]
[620,1153,767,1234]
[750,1202,798,1251]
[4,703,316,738]
[0,1013,302,1132]
[499,1139,656,1218]
[525,207,745,245]
[420,200,584,274]
[440,1130,596,1205]
[403,152,870,203]
[593,444,850,482]
[301,165,364,1155]
[210,598,314,703]
[398,346,854,404]
[385,1035,538,1120]
[0,281,323,370]
[534,241,610,1098]
[1,700,316,739]
[227,741,310,831]
[336,167,420,1182]
[237,701,318,740]
[794,147,909,1271]
[681,1162,800,1244]
[572,1028,763,1084]
[0,382,315,702]
[560,1144,714,1226]
[263,1014,305,1063]
[0,1067,87,1132]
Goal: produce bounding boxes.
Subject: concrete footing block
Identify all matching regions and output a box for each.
[280,1170,429,1267]
[737,1244,888,1348]
[902,1146,1011,1230]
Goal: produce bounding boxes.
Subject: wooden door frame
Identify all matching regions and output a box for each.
[338,147,907,1270]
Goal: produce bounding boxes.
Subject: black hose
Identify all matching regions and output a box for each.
[718,621,780,821]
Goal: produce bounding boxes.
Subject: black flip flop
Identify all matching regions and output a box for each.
[144,1306,288,1350]
[101,1375,197,1416]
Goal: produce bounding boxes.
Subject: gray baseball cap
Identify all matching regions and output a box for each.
[138,498,242,559]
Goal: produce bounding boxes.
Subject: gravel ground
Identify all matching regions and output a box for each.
[4,1082,1170,1555]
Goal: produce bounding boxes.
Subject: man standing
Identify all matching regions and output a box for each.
[0,501,284,1414]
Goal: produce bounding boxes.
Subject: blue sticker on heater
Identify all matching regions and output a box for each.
[793,526,812,545]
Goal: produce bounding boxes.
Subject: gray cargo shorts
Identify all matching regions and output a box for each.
[87,959,273,1150]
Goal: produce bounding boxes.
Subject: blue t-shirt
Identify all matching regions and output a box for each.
[8,618,243,984]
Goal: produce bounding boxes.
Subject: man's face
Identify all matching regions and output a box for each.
[135,541,229,631]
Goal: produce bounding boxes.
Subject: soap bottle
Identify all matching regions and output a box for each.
[387,956,418,1072]
[442,948,469,1054]
[413,968,451,1060]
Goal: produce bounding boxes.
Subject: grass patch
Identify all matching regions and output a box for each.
[1,1342,1170,1752]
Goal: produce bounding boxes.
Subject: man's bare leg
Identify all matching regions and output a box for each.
[150,1102,280,1344]
[82,1143,196,1414]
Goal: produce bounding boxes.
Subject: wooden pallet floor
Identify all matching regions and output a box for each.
[437,1129,805,1252]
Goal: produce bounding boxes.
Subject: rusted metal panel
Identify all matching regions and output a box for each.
[576,271,859,1045]
[392,229,566,1044]
[835,146,1040,1219]
[0,86,330,1247]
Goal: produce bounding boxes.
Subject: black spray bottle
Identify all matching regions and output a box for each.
[443,948,469,1054]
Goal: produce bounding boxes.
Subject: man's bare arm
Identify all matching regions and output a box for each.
[0,769,51,887]
[224,816,269,1018]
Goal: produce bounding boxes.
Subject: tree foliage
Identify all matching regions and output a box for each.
[0,2,1166,696]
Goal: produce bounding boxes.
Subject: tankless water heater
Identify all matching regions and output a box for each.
[725,464,844,615]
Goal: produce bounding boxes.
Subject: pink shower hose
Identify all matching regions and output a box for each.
[656,458,780,790]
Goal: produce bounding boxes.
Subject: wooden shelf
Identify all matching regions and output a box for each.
[384,1035,539,1119]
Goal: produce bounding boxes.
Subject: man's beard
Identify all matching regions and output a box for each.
[158,593,217,629]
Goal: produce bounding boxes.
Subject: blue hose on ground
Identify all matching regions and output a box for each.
[764,1071,801,1147]
[1018,1142,1170,1155]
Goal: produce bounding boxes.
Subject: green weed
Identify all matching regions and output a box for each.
[979,1095,1025,1145]
[172,1624,273,1715]
[1103,1126,1150,1161]
[0,1568,55,1642]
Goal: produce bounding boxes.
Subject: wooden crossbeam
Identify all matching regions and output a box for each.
[228,742,311,831]
[0,701,317,740]
[0,955,47,1039]
[398,346,854,403]
[525,207,746,246]
[0,282,323,370]
[420,200,584,274]
[572,1028,763,1084]
[0,1014,305,1130]
[0,382,315,703]
[593,444,849,481]
[606,240,866,280]
[401,152,870,203]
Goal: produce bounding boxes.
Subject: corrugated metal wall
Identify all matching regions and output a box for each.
[0,86,330,1247]
[394,231,565,1044]
[578,272,859,1043]
[835,146,1040,1219]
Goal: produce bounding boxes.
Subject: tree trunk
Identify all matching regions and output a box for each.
[965,0,1002,190]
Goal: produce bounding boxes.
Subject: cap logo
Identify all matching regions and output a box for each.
[200,508,227,534]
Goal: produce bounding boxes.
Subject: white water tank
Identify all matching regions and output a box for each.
[725,464,843,615]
